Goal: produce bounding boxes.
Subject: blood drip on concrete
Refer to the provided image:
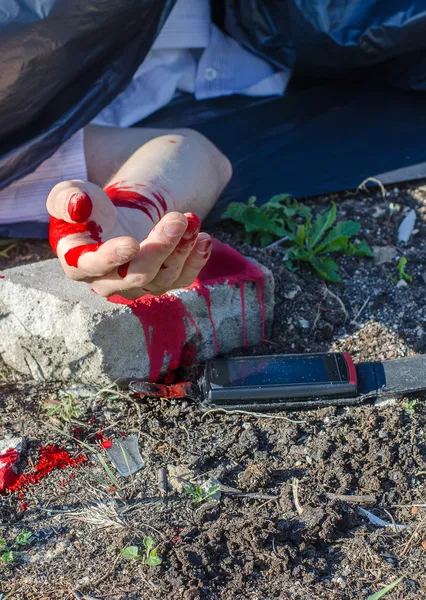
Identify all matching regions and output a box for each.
[4,446,87,494]
[108,239,266,382]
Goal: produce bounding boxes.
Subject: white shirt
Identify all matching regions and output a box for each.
[93,0,288,127]
[0,0,288,226]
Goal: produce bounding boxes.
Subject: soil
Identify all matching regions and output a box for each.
[2,181,426,599]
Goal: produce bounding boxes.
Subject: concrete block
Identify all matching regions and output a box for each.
[0,240,274,385]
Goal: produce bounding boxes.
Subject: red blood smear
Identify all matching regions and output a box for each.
[0,448,20,492]
[95,431,113,449]
[104,183,162,221]
[20,501,28,511]
[67,192,92,223]
[174,213,201,254]
[0,276,4,279]
[108,239,266,382]
[49,217,102,254]
[169,140,177,144]
[4,446,87,494]
[0,448,19,466]
[117,261,130,278]
[151,191,168,214]
[108,293,193,382]
[65,243,102,267]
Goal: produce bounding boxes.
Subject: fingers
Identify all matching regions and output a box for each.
[89,212,189,296]
[58,235,141,280]
[151,213,201,290]
[47,180,117,233]
[173,233,212,288]
[91,231,212,298]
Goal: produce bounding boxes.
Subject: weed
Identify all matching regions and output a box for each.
[393,256,413,284]
[120,536,162,566]
[366,576,404,600]
[143,536,163,566]
[0,238,21,258]
[403,399,416,415]
[44,393,80,423]
[222,196,372,282]
[184,482,221,504]
[0,529,33,564]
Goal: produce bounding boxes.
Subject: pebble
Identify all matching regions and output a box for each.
[298,318,310,329]
[283,284,302,300]
[396,279,408,288]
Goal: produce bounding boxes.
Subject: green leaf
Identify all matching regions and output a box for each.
[311,257,342,283]
[308,203,337,249]
[15,530,32,546]
[146,553,162,567]
[0,540,7,550]
[315,220,360,253]
[1,551,19,564]
[295,225,305,248]
[347,240,374,257]
[259,232,274,247]
[143,536,156,554]
[366,576,404,600]
[120,546,141,561]
[268,193,292,204]
[297,203,312,220]
[396,256,413,283]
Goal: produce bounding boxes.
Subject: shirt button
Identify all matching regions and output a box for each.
[204,67,218,81]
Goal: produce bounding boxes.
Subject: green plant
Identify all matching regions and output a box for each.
[366,576,404,600]
[403,399,416,415]
[394,256,413,284]
[120,536,162,567]
[143,536,162,566]
[184,482,221,504]
[222,194,311,247]
[0,529,33,564]
[222,196,372,283]
[44,393,81,423]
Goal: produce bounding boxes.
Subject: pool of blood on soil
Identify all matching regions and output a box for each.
[3,445,87,496]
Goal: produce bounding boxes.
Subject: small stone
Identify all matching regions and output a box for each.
[416,326,424,338]
[283,284,301,300]
[298,318,310,329]
[167,464,193,492]
[373,245,396,265]
[200,478,221,501]
[396,279,408,288]
[398,209,416,244]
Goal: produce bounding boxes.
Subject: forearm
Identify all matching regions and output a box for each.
[85,125,232,219]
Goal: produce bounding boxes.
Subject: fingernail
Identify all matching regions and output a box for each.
[164,219,187,237]
[67,192,92,223]
[182,213,201,239]
[117,245,137,260]
[196,237,212,254]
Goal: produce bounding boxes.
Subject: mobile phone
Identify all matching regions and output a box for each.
[200,352,358,409]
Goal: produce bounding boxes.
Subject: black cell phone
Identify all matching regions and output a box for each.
[200,352,358,409]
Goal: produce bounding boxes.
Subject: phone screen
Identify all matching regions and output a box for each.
[225,355,343,387]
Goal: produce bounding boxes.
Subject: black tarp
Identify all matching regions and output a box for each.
[2,1,426,238]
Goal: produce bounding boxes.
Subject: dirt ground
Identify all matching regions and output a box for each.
[1,181,426,600]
